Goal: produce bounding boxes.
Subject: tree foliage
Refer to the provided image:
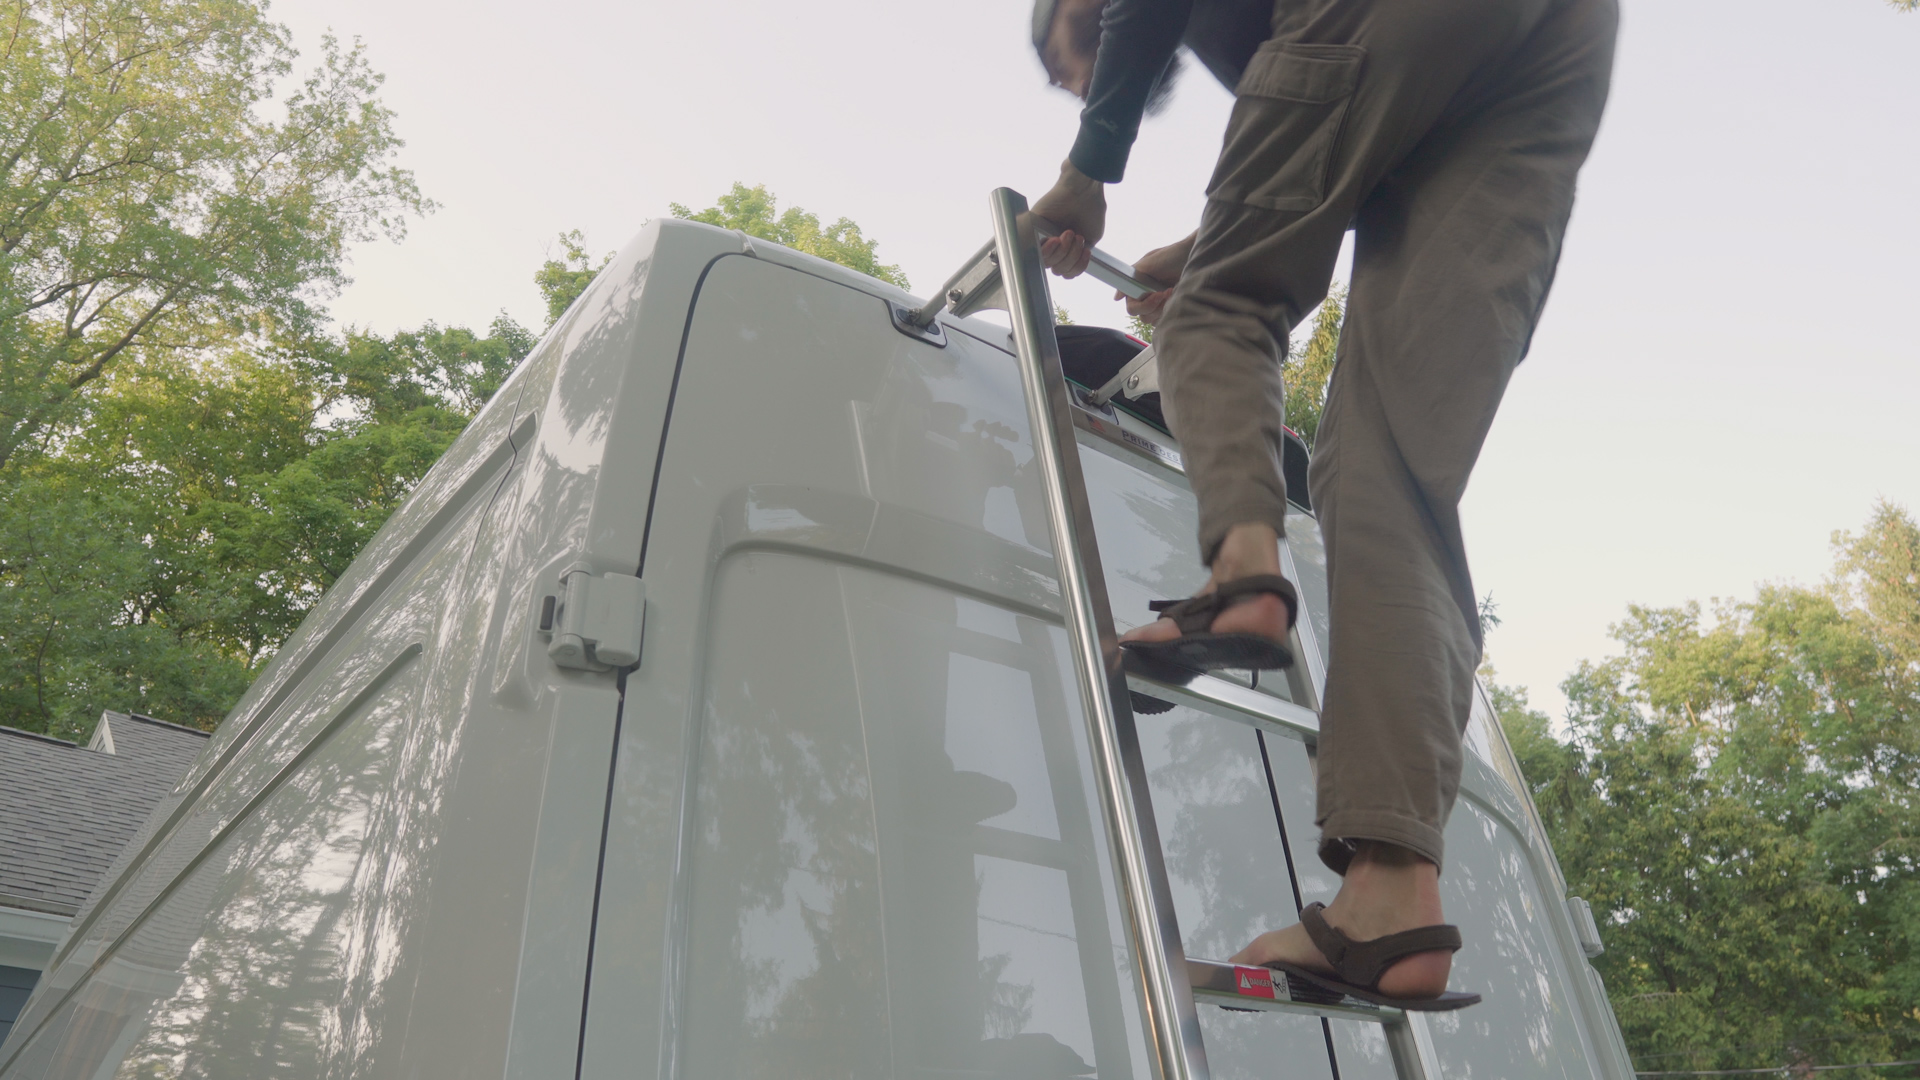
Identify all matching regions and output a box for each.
[1283,283,1343,447]
[671,183,909,289]
[533,229,612,327]
[0,183,913,740]
[0,175,919,738]
[0,317,532,737]
[1498,502,1920,1072]
[0,0,429,472]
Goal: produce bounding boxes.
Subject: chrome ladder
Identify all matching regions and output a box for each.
[899,189,1444,1080]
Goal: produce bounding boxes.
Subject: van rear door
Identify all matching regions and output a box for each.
[575,248,1362,1080]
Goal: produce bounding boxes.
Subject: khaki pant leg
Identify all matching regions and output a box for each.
[1160,0,1564,562]
[1310,0,1618,872]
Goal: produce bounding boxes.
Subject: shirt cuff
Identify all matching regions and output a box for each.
[1069,122,1131,184]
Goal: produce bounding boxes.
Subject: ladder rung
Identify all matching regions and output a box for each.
[1029,217,1166,300]
[1125,672,1321,743]
[1187,958,1404,1024]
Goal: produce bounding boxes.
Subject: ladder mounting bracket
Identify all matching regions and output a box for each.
[888,300,946,346]
[1089,343,1161,406]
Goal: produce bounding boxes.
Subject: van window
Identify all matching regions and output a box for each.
[677,552,1151,1080]
[1134,707,1337,1080]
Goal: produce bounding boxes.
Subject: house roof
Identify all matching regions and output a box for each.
[0,713,207,917]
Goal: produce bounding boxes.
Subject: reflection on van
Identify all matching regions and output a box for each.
[0,219,1633,1079]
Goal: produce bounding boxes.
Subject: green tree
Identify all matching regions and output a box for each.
[0,316,531,737]
[533,229,612,327]
[0,468,258,736]
[1500,503,1920,1071]
[1283,283,1343,447]
[0,1,429,472]
[0,172,917,736]
[671,183,909,289]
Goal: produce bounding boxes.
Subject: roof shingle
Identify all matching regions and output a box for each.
[0,713,208,915]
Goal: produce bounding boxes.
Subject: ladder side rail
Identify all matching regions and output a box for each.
[988,188,1209,1080]
[1383,1014,1443,1079]
[1274,539,1327,714]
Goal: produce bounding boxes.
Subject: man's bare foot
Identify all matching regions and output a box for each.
[1229,842,1454,1000]
[1119,522,1289,645]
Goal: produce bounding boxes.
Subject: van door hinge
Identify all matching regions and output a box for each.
[538,564,645,671]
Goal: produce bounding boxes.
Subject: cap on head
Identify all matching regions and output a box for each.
[1033,0,1104,96]
[1032,0,1059,49]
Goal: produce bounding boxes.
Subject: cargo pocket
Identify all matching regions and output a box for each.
[1205,43,1365,213]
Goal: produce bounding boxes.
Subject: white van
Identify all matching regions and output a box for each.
[0,195,1634,1080]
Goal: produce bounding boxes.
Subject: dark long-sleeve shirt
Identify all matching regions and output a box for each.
[1068,0,1272,182]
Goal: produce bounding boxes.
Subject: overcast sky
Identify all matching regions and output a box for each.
[271,0,1918,720]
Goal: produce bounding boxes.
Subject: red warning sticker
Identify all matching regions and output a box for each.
[1232,966,1276,1000]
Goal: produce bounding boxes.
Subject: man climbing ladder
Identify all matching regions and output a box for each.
[1029,0,1616,1009]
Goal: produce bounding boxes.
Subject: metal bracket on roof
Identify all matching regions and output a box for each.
[894,240,1006,345]
[944,248,1008,319]
[1088,342,1160,406]
[887,300,946,346]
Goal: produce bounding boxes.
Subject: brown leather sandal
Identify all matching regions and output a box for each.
[1120,574,1297,685]
[1263,902,1482,1011]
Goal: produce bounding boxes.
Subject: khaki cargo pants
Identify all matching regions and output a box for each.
[1153,0,1616,871]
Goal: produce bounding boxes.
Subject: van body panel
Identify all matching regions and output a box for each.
[672,554,1151,1079]
[3,457,553,1077]
[0,220,754,1079]
[37,384,532,984]
[0,220,1635,1078]
[1428,797,1602,1077]
[573,252,1155,1079]
[1133,707,1336,1079]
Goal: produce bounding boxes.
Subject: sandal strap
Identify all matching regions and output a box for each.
[1145,575,1299,635]
[1298,902,1463,990]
